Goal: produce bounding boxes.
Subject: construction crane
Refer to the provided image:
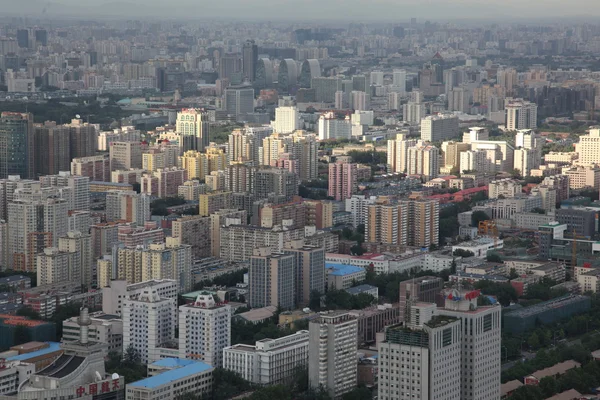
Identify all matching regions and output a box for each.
[478,220,499,249]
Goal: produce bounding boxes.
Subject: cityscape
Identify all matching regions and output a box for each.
[2,6,600,400]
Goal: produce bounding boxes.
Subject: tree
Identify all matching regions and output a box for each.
[531,207,546,215]
[527,332,541,349]
[453,249,475,258]
[487,253,502,263]
[124,344,142,364]
[16,306,42,320]
[341,386,373,400]
[350,244,365,256]
[309,290,322,311]
[471,210,489,227]
[509,268,519,280]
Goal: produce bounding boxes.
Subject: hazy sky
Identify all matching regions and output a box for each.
[6,0,600,22]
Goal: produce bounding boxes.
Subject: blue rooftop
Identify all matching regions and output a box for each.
[128,359,213,389]
[150,358,198,369]
[326,263,364,276]
[7,342,62,361]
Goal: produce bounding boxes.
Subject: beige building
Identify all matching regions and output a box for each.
[407,143,439,180]
[109,141,142,171]
[563,165,600,190]
[387,133,417,173]
[575,128,600,166]
[442,141,471,171]
[37,247,75,286]
[172,215,211,259]
[199,191,232,217]
[58,231,93,287]
[178,180,206,201]
[488,179,521,199]
[544,151,578,165]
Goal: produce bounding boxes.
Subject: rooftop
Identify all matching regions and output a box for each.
[500,380,523,396]
[150,358,198,369]
[326,263,364,276]
[346,284,378,295]
[425,315,459,329]
[505,295,590,318]
[528,360,581,380]
[7,342,61,361]
[128,359,213,389]
[236,306,277,322]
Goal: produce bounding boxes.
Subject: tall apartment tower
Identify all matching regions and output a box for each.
[176,109,210,152]
[272,106,300,134]
[575,128,600,166]
[37,247,75,286]
[387,133,417,173]
[8,185,69,271]
[67,118,97,159]
[378,303,462,400]
[405,199,439,247]
[58,231,94,287]
[242,40,258,82]
[407,144,440,181]
[398,276,444,321]
[420,114,460,142]
[179,293,231,368]
[34,122,71,176]
[224,87,255,119]
[0,176,37,220]
[437,290,502,400]
[39,171,90,211]
[328,162,358,201]
[123,287,177,364]
[109,141,142,171]
[0,112,34,179]
[105,191,150,225]
[248,248,296,310]
[308,311,358,398]
[284,242,326,306]
[505,99,537,130]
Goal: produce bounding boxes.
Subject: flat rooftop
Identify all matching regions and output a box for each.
[326,263,364,276]
[128,359,213,389]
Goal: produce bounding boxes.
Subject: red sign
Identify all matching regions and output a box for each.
[76,386,86,397]
[112,379,120,390]
[102,381,110,393]
[89,383,98,395]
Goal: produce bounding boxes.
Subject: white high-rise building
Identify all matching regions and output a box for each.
[387,133,417,173]
[407,143,440,180]
[505,99,537,130]
[350,91,368,111]
[378,303,462,400]
[514,148,536,177]
[308,311,358,398]
[370,71,384,86]
[391,69,407,95]
[39,171,90,211]
[37,247,75,286]
[388,92,401,111]
[403,102,425,124]
[318,112,352,140]
[105,190,150,225]
[460,150,487,174]
[223,330,309,385]
[575,128,600,166]
[272,106,300,134]
[438,290,501,400]
[58,231,93,286]
[102,279,178,316]
[176,108,210,152]
[421,114,460,142]
[123,286,177,364]
[179,293,231,367]
[7,184,69,271]
[345,194,377,227]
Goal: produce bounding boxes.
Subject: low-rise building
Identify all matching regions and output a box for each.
[326,263,366,290]
[452,238,504,258]
[62,312,123,354]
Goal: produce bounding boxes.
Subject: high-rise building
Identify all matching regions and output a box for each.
[563,165,600,190]
[272,107,300,134]
[387,133,417,173]
[34,122,71,176]
[67,118,97,160]
[407,143,440,180]
[421,114,460,142]
[58,231,93,286]
[391,69,407,94]
[378,304,462,400]
[91,221,123,259]
[405,199,439,247]
[123,286,176,364]
[318,112,352,140]
[278,59,298,94]
[403,101,426,124]
[514,148,536,177]
[576,128,600,166]
[328,162,358,201]
[71,155,111,182]
[176,109,210,152]
[140,168,188,198]
[460,150,487,174]
[105,191,150,224]
[179,292,231,367]
[109,141,143,171]
[398,276,444,321]
[248,248,296,310]
[437,290,501,400]
[7,184,69,271]
[37,247,75,286]
[442,141,471,172]
[172,215,211,260]
[284,242,326,306]
[253,168,298,201]
[17,29,29,48]
[209,209,247,257]
[261,133,291,167]
[541,175,570,203]
[219,53,242,81]
[242,40,258,82]
[447,86,471,113]
[199,191,233,217]
[0,112,34,179]
[350,91,369,111]
[505,99,537,130]
[299,59,321,88]
[224,87,255,119]
[0,176,37,221]
[312,77,342,103]
[39,171,90,211]
[308,311,358,398]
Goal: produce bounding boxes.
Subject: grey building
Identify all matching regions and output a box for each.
[556,208,597,238]
[248,248,296,310]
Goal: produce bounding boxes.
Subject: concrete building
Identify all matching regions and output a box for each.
[318,112,351,140]
[199,191,232,217]
[490,195,543,220]
[123,286,176,364]
[39,172,90,212]
[398,276,444,321]
[105,190,150,224]
[225,87,255,120]
[109,141,142,171]
[326,263,366,290]
[556,208,597,237]
[284,242,326,306]
[387,133,417,173]
[420,114,459,142]
[102,279,178,316]
[328,162,358,201]
[34,122,70,176]
[0,112,34,179]
[505,99,537,130]
[58,231,93,287]
[460,149,487,174]
[36,248,75,286]
[248,248,296,310]
[308,311,358,398]
[176,108,210,152]
[407,144,439,180]
[62,311,123,354]
[470,140,514,173]
[70,155,110,183]
[172,215,211,259]
[488,179,521,199]
[179,292,231,367]
[563,165,600,191]
[272,106,300,134]
[223,330,309,385]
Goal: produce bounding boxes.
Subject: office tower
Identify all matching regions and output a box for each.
[387,133,417,173]
[352,74,369,92]
[179,293,231,367]
[421,114,459,142]
[308,311,358,398]
[406,199,439,247]
[542,175,570,203]
[438,290,501,400]
[505,99,538,130]
[278,59,298,94]
[253,168,298,201]
[34,122,70,176]
[575,128,600,166]
[312,77,342,103]
[460,150,487,174]
[34,29,47,46]
[370,71,384,86]
[39,172,90,211]
[0,112,34,179]
[255,58,274,89]
[7,185,68,271]
[318,112,352,140]
[123,287,176,364]
[447,86,471,112]
[299,59,321,88]
[71,155,111,181]
[109,141,142,171]
[176,108,210,152]
[392,69,407,93]
[378,304,461,400]
[398,276,444,321]
[248,248,296,309]
[105,191,150,224]
[17,29,29,48]
[470,140,514,173]
[328,162,358,201]
[224,87,255,119]
[242,40,258,81]
[67,118,97,159]
[37,248,75,286]
[513,148,536,176]
[272,106,300,134]
[284,243,326,306]
[407,143,440,180]
[223,331,309,385]
[58,231,93,287]
[219,53,242,81]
